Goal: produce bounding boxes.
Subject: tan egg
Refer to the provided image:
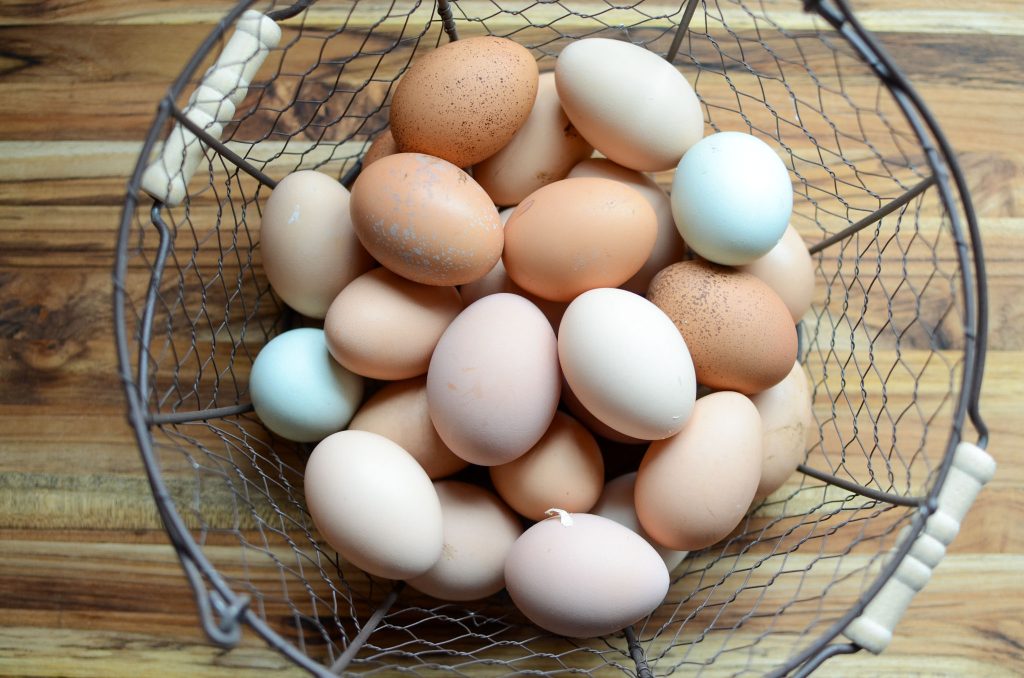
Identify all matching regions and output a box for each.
[260,170,374,318]
[560,377,645,445]
[350,153,503,286]
[504,511,669,638]
[751,361,814,501]
[568,158,685,294]
[407,481,523,601]
[363,129,398,167]
[347,377,468,479]
[503,177,657,302]
[490,412,604,521]
[636,392,762,551]
[458,258,567,331]
[324,267,462,380]
[739,225,816,322]
[390,36,539,168]
[647,260,797,394]
[474,72,593,206]
[304,430,443,580]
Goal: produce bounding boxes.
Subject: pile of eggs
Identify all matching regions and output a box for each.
[250,35,817,638]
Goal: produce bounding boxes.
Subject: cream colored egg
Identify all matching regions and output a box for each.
[407,481,522,601]
[304,430,443,580]
[751,361,814,501]
[739,225,817,322]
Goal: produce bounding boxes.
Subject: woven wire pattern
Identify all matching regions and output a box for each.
[119,0,969,674]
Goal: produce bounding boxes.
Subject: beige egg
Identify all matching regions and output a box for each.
[739,225,816,322]
[751,361,814,501]
[647,260,797,395]
[427,294,561,466]
[503,177,657,302]
[474,72,593,207]
[350,153,503,286]
[304,430,443,580]
[636,392,762,551]
[260,170,374,318]
[490,412,604,521]
[390,36,538,168]
[347,377,468,479]
[323,267,463,380]
[458,258,566,331]
[504,511,669,638]
[592,473,688,571]
[567,158,685,294]
[363,129,398,167]
[407,481,523,601]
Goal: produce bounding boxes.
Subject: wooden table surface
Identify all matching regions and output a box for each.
[1,0,1021,676]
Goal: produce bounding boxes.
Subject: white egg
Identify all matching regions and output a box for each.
[558,288,695,440]
[671,131,792,265]
[249,328,364,442]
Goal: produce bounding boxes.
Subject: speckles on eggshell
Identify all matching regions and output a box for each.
[390,36,539,168]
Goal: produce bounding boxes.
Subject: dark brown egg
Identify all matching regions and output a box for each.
[646,259,796,394]
[389,36,539,168]
[363,129,398,167]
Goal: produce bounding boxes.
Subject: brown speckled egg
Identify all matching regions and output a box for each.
[363,129,398,167]
[646,260,796,394]
[390,36,539,168]
[350,153,503,286]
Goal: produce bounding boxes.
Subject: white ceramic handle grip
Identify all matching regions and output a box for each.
[141,10,281,206]
[843,441,996,654]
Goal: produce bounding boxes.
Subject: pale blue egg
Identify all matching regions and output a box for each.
[250,328,364,442]
[671,131,792,266]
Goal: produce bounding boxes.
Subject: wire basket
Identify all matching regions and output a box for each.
[114,0,993,675]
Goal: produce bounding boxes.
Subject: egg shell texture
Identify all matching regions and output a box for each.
[473,72,593,207]
[751,361,814,501]
[504,513,670,638]
[259,170,374,318]
[558,288,696,441]
[567,158,685,294]
[323,267,463,380]
[490,412,604,521]
[592,472,688,571]
[347,377,468,479]
[249,328,364,442]
[555,38,703,171]
[739,224,817,322]
[304,430,443,580]
[646,260,797,394]
[671,131,792,265]
[636,392,762,552]
[390,36,539,168]
[503,177,657,302]
[350,153,503,286]
[427,293,561,466]
[407,481,523,601]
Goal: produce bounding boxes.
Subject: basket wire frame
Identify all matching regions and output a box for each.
[113,0,989,675]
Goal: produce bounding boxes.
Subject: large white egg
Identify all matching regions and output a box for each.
[304,430,443,580]
[558,288,695,440]
[555,38,703,171]
[505,512,669,638]
[671,132,792,265]
[249,328,363,442]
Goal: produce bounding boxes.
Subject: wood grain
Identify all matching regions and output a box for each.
[1,1,1021,676]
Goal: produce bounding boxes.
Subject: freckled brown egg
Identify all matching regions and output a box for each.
[350,153,503,286]
[390,36,539,168]
[503,177,657,302]
[646,259,796,394]
[363,129,398,168]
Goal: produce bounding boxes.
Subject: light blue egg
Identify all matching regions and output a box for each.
[250,328,364,442]
[671,131,792,266]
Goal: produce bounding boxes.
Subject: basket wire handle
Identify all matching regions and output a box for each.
[141,10,282,206]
